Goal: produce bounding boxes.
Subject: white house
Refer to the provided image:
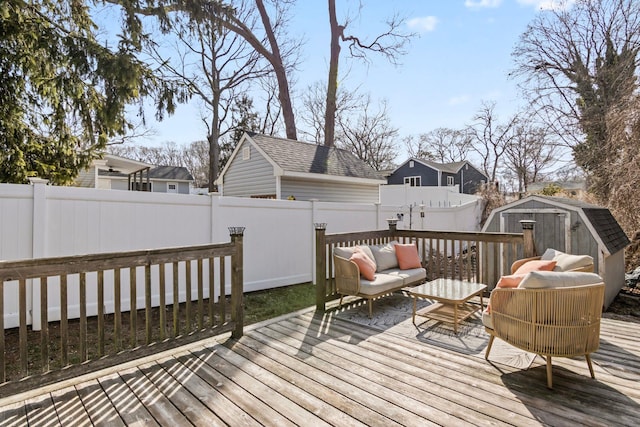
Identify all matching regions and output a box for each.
[216,133,386,203]
[74,154,194,194]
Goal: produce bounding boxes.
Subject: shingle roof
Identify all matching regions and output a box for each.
[249,133,384,180]
[537,196,629,254]
[99,166,193,181]
[414,158,482,176]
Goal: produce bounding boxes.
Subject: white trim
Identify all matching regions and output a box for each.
[404,176,421,186]
[281,170,385,185]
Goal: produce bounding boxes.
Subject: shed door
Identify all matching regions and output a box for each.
[501,210,569,256]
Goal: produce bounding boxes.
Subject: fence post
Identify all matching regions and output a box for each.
[520,220,536,258]
[229,227,245,339]
[29,177,49,331]
[387,218,398,240]
[314,223,327,312]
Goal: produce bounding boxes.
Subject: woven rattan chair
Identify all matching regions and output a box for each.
[484,282,605,389]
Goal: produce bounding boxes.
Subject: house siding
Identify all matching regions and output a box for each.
[281,178,379,203]
[387,161,439,186]
[458,163,487,194]
[223,140,276,197]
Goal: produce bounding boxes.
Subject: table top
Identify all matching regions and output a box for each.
[408,278,487,303]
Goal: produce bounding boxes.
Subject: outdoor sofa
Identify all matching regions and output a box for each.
[333,241,426,317]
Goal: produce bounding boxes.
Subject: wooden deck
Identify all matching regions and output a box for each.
[1,304,639,426]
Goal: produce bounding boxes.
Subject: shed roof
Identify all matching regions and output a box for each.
[486,195,629,255]
[248,133,384,180]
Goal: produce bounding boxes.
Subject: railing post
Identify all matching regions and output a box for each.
[229,227,245,339]
[315,223,327,312]
[387,218,398,240]
[520,220,536,258]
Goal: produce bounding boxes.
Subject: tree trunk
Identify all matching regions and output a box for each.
[324,0,340,147]
[255,0,297,141]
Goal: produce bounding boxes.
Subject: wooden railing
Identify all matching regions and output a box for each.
[315,222,533,311]
[0,228,245,393]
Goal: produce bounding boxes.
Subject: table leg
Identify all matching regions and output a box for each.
[412,296,417,324]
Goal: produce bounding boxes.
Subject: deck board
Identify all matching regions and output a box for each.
[1,308,640,426]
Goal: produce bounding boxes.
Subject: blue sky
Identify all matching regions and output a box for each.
[138,0,563,153]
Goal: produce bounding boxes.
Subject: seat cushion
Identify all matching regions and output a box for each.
[540,248,593,272]
[384,267,426,285]
[370,241,399,271]
[482,308,493,329]
[358,274,404,296]
[518,270,603,289]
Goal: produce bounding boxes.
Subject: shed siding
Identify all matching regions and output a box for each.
[387,162,438,186]
[281,178,379,203]
[223,141,276,197]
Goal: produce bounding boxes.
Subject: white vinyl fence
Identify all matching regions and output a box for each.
[0,181,481,328]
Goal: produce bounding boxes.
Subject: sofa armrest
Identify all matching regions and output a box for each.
[333,255,361,295]
[510,256,542,274]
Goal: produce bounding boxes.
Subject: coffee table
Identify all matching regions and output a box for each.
[408,278,487,333]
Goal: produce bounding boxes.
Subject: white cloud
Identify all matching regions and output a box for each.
[464,0,503,9]
[517,0,575,11]
[448,95,471,106]
[407,16,439,33]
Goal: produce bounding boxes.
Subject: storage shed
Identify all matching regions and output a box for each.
[482,195,630,308]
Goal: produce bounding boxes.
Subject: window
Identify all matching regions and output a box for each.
[447,176,455,186]
[404,176,421,187]
[409,160,414,168]
[167,182,178,193]
[242,147,251,160]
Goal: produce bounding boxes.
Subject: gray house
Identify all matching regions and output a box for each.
[387,158,488,194]
[74,154,194,194]
[482,195,630,308]
[216,133,386,203]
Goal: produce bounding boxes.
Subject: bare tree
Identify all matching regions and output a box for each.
[502,123,558,194]
[511,0,640,199]
[336,96,398,171]
[325,0,414,146]
[404,128,471,163]
[467,102,519,184]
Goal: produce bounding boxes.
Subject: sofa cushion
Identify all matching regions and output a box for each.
[482,308,493,329]
[540,248,593,272]
[513,259,556,275]
[518,270,603,289]
[349,247,376,281]
[395,243,422,270]
[358,274,404,296]
[334,246,355,259]
[370,241,399,271]
[356,245,376,265]
[384,267,426,285]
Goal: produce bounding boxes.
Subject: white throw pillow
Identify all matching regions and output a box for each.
[518,270,603,289]
[370,241,399,272]
[333,246,355,259]
[539,248,593,271]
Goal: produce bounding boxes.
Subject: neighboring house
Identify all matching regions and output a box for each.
[216,132,386,203]
[387,158,489,195]
[74,154,194,194]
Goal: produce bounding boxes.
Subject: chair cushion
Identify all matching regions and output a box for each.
[356,245,376,265]
[518,270,603,289]
[395,244,422,270]
[349,247,376,281]
[482,308,493,329]
[513,259,557,275]
[370,241,399,271]
[540,248,593,272]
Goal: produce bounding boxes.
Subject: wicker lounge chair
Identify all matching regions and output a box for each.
[483,271,605,389]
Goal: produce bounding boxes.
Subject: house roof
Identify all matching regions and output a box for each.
[246,133,385,181]
[98,166,193,181]
[396,158,487,178]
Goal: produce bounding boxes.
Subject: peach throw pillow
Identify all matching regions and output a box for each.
[395,244,422,270]
[513,260,557,275]
[496,274,526,288]
[350,246,376,280]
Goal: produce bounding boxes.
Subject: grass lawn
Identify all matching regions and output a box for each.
[243,282,316,325]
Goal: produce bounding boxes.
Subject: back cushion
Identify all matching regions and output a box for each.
[349,247,376,280]
[540,248,593,271]
[518,271,603,289]
[334,246,355,259]
[370,241,399,271]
